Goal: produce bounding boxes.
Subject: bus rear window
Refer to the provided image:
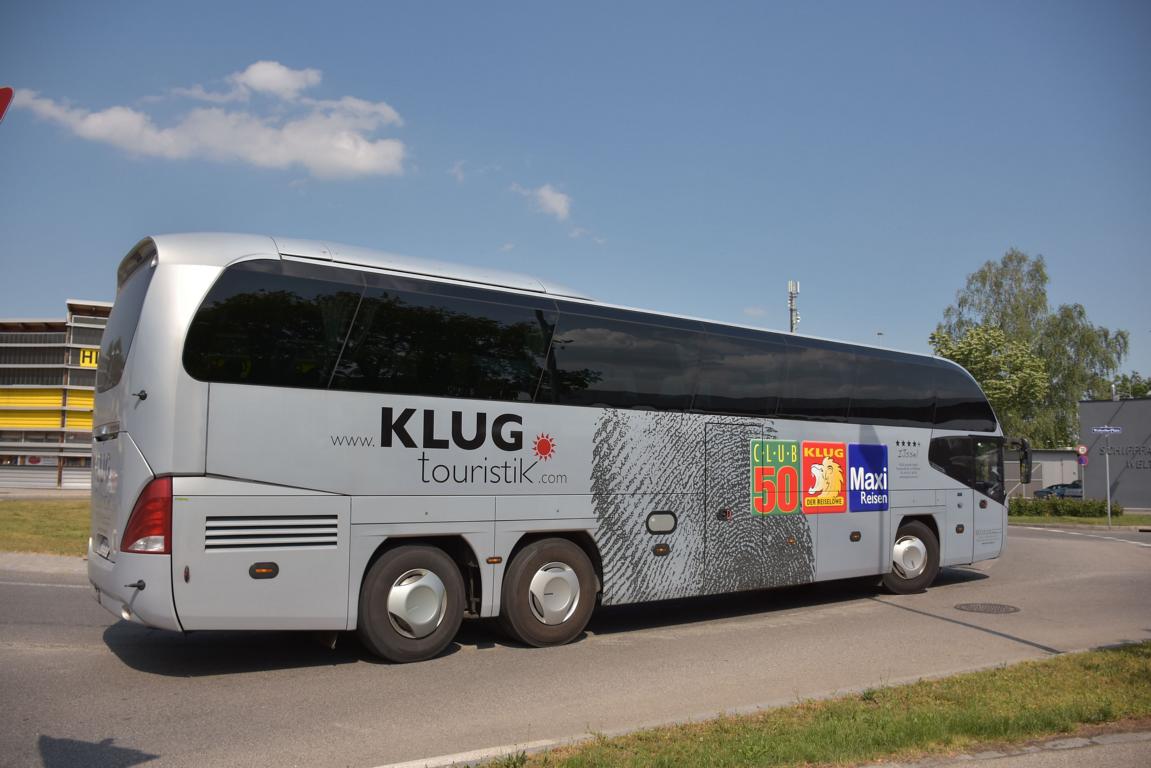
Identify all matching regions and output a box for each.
[97,255,156,393]
[183,260,363,389]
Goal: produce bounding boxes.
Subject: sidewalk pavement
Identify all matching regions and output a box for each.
[0,550,86,575]
[0,487,90,500]
[1010,520,1151,531]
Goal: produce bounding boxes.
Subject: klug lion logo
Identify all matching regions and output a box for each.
[808,456,844,499]
[802,441,848,512]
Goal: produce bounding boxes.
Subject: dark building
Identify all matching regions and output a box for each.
[1079,398,1151,510]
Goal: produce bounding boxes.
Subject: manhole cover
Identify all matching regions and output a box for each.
[955,603,1020,614]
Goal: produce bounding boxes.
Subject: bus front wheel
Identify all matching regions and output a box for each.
[499,538,596,647]
[358,545,464,663]
[883,520,939,595]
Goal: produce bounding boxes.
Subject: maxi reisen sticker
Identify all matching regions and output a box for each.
[802,441,847,513]
[848,444,889,511]
[750,440,800,514]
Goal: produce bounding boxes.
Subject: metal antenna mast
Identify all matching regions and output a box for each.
[788,280,800,333]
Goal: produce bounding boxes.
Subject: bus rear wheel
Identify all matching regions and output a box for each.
[499,538,596,647]
[358,545,464,663]
[883,520,939,594]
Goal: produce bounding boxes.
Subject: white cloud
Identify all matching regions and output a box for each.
[512,182,571,221]
[170,83,247,104]
[499,242,516,252]
[535,183,571,221]
[16,61,405,179]
[231,60,321,100]
[742,307,768,318]
[450,160,502,184]
[569,227,607,246]
[449,160,467,183]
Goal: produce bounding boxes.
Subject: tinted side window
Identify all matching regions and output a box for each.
[545,310,701,410]
[929,436,1005,502]
[97,256,155,393]
[777,339,854,422]
[183,260,363,389]
[332,285,556,402]
[694,333,788,417]
[849,354,936,427]
[933,363,997,432]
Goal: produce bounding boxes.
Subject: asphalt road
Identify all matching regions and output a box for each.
[1,526,1149,768]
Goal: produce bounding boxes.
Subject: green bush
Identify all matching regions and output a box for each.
[1009,497,1123,518]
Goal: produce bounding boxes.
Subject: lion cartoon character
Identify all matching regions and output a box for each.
[808,456,845,499]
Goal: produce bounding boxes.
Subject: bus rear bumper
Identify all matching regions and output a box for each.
[88,542,182,632]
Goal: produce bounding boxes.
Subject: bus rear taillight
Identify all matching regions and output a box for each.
[122,477,172,554]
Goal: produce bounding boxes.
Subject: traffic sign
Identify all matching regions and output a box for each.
[1076,444,1088,455]
[1092,425,1123,434]
[1077,454,1088,466]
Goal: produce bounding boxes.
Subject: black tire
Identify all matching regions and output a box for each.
[357,545,464,663]
[883,519,940,595]
[499,538,597,647]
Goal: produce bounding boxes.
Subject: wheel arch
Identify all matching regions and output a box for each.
[505,530,603,595]
[894,513,939,545]
[361,535,483,618]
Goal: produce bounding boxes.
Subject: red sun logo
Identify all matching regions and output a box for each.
[533,433,557,461]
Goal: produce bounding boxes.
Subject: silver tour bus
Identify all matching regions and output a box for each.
[89,234,1031,662]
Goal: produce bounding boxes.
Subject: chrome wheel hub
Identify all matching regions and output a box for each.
[387,568,447,639]
[892,535,928,579]
[528,561,580,625]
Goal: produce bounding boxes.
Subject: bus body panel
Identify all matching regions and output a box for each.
[114,263,218,477]
[171,493,351,630]
[816,513,885,581]
[204,385,598,497]
[940,489,975,566]
[90,431,154,564]
[973,493,1006,561]
[88,545,181,631]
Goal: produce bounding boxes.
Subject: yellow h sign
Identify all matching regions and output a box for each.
[79,349,99,369]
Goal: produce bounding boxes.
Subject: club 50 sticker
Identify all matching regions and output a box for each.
[750,440,800,514]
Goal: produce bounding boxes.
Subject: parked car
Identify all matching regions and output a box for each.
[1034,480,1082,499]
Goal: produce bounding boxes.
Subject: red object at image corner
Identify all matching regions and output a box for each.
[0,87,14,124]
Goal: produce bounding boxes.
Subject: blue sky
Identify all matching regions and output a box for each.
[2,0,1149,375]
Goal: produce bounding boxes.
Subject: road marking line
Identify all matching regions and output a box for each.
[370,739,560,768]
[1021,527,1151,548]
[0,580,88,589]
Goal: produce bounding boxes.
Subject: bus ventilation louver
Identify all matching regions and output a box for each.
[203,515,338,550]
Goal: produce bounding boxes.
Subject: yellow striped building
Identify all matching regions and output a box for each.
[0,300,111,488]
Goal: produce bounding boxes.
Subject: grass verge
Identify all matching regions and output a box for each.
[1010,513,1151,527]
[0,499,90,556]
[489,642,1151,767]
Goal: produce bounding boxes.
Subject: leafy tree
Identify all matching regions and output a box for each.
[1092,371,1151,400]
[935,249,1128,447]
[929,325,1048,440]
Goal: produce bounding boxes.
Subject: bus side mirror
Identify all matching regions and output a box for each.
[1008,437,1032,485]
